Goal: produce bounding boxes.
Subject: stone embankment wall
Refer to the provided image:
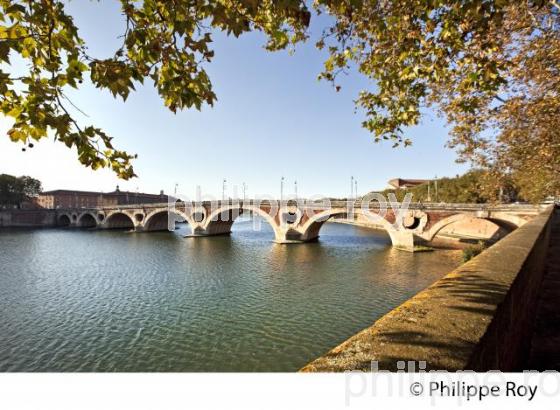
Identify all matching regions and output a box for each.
[302,206,555,371]
[0,210,57,228]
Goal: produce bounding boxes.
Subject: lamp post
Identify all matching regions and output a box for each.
[350,176,354,199]
[354,179,358,199]
[280,176,285,202]
[434,175,439,203]
[294,180,298,200]
[222,178,227,201]
[242,182,247,202]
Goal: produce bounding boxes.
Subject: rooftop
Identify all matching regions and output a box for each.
[41,189,166,198]
[388,178,429,189]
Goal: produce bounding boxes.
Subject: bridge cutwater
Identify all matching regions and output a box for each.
[52,200,546,252]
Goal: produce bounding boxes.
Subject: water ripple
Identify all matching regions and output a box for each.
[0,222,461,371]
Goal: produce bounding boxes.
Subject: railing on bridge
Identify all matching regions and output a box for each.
[60,200,545,213]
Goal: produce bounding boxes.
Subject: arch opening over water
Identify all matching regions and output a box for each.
[57,214,71,227]
[200,205,281,239]
[300,209,395,243]
[78,213,97,228]
[425,214,519,243]
[143,210,190,233]
[104,213,135,230]
[228,211,279,240]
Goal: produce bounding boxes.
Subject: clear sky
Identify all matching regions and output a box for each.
[0,1,468,198]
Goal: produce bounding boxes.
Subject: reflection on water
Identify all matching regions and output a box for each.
[0,220,461,371]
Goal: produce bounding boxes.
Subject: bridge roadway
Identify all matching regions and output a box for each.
[53,200,545,251]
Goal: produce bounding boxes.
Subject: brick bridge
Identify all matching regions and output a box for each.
[54,200,545,251]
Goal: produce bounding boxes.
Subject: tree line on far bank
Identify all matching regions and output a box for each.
[0,174,42,208]
[0,170,553,209]
[374,170,531,204]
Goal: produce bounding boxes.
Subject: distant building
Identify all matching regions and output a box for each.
[387,178,429,190]
[36,186,169,209]
[107,186,169,207]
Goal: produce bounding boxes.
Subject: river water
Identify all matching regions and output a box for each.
[0,221,461,371]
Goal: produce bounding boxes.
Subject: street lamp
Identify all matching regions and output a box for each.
[354,179,358,199]
[434,175,439,203]
[222,178,227,201]
[294,180,298,200]
[280,176,285,202]
[350,176,354,199]
[242,182,247,202]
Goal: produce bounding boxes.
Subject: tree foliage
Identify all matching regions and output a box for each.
[1,1,559,202]
[316,0,559,201]
[376,170,518,204]
[0,0,310,179]
[0,173,41,207]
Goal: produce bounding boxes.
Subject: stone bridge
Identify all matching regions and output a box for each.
[53,200,546,251]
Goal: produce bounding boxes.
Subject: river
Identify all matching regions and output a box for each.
[0,220,461,371]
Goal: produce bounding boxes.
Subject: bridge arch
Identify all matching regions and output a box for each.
[77,212,97,228]
[143,209,194,232]
[104,212,135,230]
[423,213,521,242]
[486,213,526,231]
[57,214,71,227]
[299,208,397,242]
[201,204,282,239]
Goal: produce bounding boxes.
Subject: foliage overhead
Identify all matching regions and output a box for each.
[0,0,310,179]
[316,0,559,201]
[1,1,558,201]
[0,173,41,207]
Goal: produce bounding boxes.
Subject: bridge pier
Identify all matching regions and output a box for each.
[272,230,422,251]
[187,221,234,238]
[273,229,317,244]
[272,229,419,250]
[386,231,415,252]
[186,231,233,238]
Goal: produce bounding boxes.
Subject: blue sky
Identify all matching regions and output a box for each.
[0,1,468,198]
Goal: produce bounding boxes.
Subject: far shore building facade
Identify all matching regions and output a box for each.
[387,178,429,190]
[35,186,169,209]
